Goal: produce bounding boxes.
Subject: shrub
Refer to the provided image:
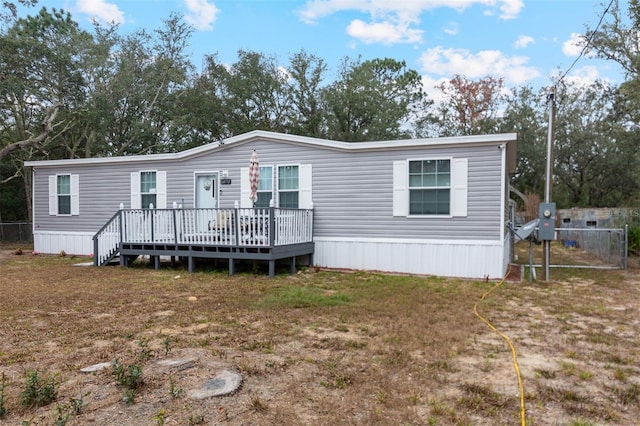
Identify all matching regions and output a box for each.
[21,369,58,407]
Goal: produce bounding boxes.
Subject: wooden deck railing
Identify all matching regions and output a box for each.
[93,207,314,265]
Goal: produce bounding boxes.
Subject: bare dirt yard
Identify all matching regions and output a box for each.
[0,244,638,425]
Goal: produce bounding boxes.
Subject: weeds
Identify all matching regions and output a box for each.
[2,252,640,424]
[154,408,167,425]
[112,359,144,404]
[162,336,172,356]
[249,393,268,412]
[614,383,640,405]
[168,376,183,398]
[188,413,205,425]
[21,370,58,407]
[321,359,352,389]
[54,402,71,426]
[258,285,352,308]
[0,373,7,418]
[136,337,153,362]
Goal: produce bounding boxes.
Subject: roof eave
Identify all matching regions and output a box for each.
[24,130,518,167]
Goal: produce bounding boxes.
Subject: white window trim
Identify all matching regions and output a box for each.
[241,163,312,209]
[393,157,467,218]
[49,174,79,216]
[130,170,166,209]
[277,163,300,209]
[241,164,274,208]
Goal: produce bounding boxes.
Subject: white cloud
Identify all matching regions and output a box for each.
[514,35,534,49]
[298,1,523,46]
[443,21,459,35]
[298,0,524,24]
[551,65,605,88]
[346,19,423,44]
[75,0,124,24]
[421,74,449,105]
[496,0,523,20]
[183,0,219,31]
[562,32,588,57]
[419,46,540,85]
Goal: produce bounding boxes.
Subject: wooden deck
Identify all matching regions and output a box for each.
[93,207,314,276]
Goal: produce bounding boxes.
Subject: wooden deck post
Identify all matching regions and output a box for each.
[229,258,235,275]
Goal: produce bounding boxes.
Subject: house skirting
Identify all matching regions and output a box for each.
[313,236,511,279]
[33,231,94,256]
[32,231,511,279]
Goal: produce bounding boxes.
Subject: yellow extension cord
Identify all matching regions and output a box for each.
[473,265,526,426]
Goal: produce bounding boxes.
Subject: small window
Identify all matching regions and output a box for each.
[408,159,451,215]
[256,166,273,208]
[140,171,157,208]
[278,165,299,208]
[57,175,71,215]
[562,218,571,224]
[586,220,597,227]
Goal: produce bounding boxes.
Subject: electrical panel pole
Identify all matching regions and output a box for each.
[542,92,556,281]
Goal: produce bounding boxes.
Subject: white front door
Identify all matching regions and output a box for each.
[195,174,217,231]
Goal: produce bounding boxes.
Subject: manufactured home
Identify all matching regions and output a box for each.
[25,130,517,278]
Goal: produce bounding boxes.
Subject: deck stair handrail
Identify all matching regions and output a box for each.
[93,210,122,266]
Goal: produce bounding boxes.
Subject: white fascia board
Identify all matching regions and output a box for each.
[25,130,517,167]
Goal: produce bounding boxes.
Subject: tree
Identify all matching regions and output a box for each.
[0,7,92,219]
[1,0,37,24]
[83,14,194,156]
[552,79,638,207]
[171,53,230,150]
[322,57,426,142]
[426,75,505,137]
[222,50,291,135]
[286,50,327,137]
[500,85,549,198]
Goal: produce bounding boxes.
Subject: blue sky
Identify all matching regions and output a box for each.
[20,0,625,97]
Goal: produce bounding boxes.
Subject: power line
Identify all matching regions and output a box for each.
[556,0,615,85]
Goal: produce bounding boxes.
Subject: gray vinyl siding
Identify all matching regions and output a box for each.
[30,137,506,241]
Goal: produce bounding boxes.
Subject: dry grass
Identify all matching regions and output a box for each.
[0,244,639,425]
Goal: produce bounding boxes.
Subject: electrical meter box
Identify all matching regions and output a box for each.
[538,202,556,240]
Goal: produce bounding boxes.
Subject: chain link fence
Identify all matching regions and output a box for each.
[554,226,627,269]
[0,222,33,243]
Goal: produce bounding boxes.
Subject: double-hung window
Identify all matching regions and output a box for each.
[278,165,299,209]
[409,159,451,215]
[57,175,71,215]
[256,166,273,208]
[49,174,79,216]
[140,171,157,208]
[130,170,166,209]
[241,164,311,209]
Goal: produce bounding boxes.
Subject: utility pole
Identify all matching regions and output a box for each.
[543,92,556,281]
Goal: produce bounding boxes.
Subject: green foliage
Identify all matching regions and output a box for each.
[154,408,167,425]
[0,372,7,418]
[322,57,427,141]
[21,369,57,407]
[627,223,640,256]
[258,285,352,308]
[4,2,640,219]
[111,359,144,404]
[54,402,71,426]
[136,337,153,362]
[162,336,172,356]
[188,414,206,425]
[168,376,183,398]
